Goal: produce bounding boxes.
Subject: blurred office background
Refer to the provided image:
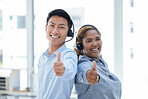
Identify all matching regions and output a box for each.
[0,0,148,99]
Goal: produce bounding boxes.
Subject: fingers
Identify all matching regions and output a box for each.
[53,62,64,76]
[56,52,61,62]
[54,52,64,76]
[87,75,99,85]
[88,69,98,78]
[53,62,63,68]
[88,80,96,85]
[87,70,98,84]
[86,61,99,85]
[92,61,97,71]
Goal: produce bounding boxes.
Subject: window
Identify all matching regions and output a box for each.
[130,22,133,33]
[130,48,134,59]
[0,50,2,66]
[0,0,28,93]
[17,16,26,29]
[123,0,148,98]
[0,10,2,31]
[130,0,134,7]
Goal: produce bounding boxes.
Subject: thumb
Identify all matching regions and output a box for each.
[92,61,97,71]
[56,52,61,62]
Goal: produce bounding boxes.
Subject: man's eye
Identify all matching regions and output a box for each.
[87,40,92,42]
[59,26,65,29]
[49,24,54,27]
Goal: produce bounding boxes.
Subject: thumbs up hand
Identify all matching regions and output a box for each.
[53,52,65,76]
[86,61,99,85]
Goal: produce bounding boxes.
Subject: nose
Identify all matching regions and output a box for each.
[92,41,98,46]
[52,27,59,34]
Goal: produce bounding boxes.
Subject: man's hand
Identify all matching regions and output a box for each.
[53,52,65,76]
[86,61,99,85]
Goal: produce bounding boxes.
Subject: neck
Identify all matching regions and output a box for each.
[94,57,100,61]
[48,43,64,57]
[86,55,100,61]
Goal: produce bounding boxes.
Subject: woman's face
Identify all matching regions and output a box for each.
[82,30,102,59]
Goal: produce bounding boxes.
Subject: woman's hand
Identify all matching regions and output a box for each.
[86,61,99,85]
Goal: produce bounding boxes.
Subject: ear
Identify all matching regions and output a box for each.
[45,25,47,32]
[45,25,49,40]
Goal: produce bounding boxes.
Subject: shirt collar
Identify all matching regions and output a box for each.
[79,54,102,61]
[43,44,66,58]
[54,44,66,55]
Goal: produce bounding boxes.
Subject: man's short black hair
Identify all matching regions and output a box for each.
[46,9,73,30]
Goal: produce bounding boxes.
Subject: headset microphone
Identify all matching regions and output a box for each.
[76,47,89,56]
[62,36,74,43]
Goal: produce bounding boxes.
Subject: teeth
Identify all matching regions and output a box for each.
[92,49,98,51]
[51,35,59,38]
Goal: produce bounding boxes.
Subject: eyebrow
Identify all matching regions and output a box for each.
[86,36,101,39]
[49,21,55,25]
[49,21,66,26]
[85,36,101,41]
[86,38,92,40]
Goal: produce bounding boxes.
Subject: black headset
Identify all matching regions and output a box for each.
[76,24,98,54]
[67,15,74,37]
[76,38,83,51]
[64,18,75,43]
[76,37,89,55]
[67,29,74,37]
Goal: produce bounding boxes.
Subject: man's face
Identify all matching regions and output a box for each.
[45,16,69,46]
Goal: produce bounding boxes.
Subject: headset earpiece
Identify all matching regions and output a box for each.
[67,30,74,37]
[64,18,74,42]
[77,42,83,51]
[76,41,89,55]
[76,37,83,51]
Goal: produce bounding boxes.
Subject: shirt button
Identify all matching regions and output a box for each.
[79,77,83,82]
[81,77,84,82]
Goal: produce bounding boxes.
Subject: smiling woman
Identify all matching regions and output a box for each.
[74,24,122,99]
[82,29,102,60]
[74,25,102,59]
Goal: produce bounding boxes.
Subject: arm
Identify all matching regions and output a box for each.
[76,60,91,84]
[76,60,99,84]
[62,51,78,80]
[53,51,77,80]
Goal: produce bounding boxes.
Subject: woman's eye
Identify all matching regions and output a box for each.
[96,37,101,41]
[96,38,101,40]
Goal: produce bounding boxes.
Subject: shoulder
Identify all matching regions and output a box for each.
[37,54,46,68]
[77,55,92,69]
[62,48,77,56]
[78,55,91,64]
[38,49,48,65]
[38,50,46,61]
